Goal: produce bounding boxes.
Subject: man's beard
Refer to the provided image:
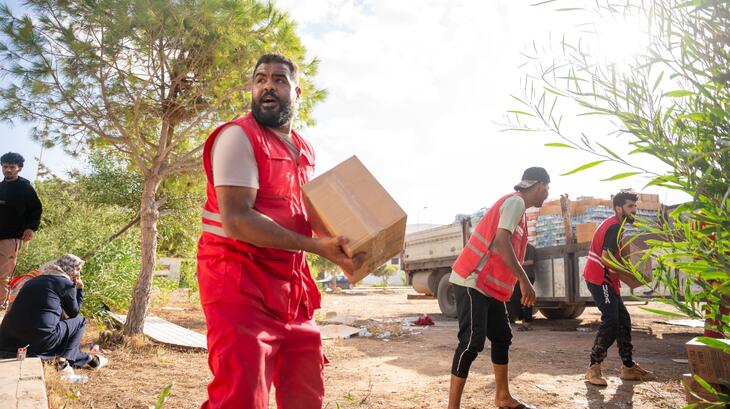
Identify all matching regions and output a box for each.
[624,214,635,224]
[251,93,295,128]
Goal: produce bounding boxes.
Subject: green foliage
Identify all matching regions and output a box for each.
[154,383,173,409]
[0,0,325,159]
[15,152,199,318]
[75,148,203,258]
[307,253,338,280]
[17,176,141,318]
[178,259,199,290]
[72,151,143,211]
[508,1,728,405]
[371,264,398,285]
[0,0,326,334]
[155,174,204,257]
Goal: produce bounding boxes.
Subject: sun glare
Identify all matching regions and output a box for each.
[594,17,650,65]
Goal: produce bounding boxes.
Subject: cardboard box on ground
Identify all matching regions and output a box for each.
[685,337,730,385]
[302,156,407,283]
[682,373,722,408]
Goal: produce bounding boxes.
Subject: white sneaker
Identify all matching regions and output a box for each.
[57,358,75,376]
[88,354,108,370]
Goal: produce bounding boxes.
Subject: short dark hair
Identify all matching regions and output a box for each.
[613,191,638,208]
[1,152,24,167]
[253,53,299,82]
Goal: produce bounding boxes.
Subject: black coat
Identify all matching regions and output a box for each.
[0,275,83,350]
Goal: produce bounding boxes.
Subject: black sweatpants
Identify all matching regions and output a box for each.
[451,285,512,378]
[587,281,633,365]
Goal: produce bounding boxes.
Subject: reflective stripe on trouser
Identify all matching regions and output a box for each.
[451,285,512,378]
[200,301,324,409]
[586,281,633,364]
[0,239,20,304]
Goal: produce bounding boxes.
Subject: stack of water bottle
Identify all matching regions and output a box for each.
[535,205,660,248]
[535,214,566,248]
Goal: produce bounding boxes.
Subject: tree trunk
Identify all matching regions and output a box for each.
[124,174,162,336]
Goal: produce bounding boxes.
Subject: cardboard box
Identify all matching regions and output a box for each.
[638,193,659,203]
[686,337,730,385]
[622,242,655,288]
[302,156,407,283]
[576,223,597,243]
[538,205,562,216]
[637,200,661,211]
[682,373,719,408]
[615,270,646,289]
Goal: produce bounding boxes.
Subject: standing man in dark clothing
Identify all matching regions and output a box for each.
[0,152,42,309]
[0,254,107,369]
[584,191,653,386]
[510,243,537,330]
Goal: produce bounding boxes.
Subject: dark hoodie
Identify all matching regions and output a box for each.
[0,176,42,240]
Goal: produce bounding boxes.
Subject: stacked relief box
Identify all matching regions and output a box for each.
[534,194,661,248]
[683,338,730,407]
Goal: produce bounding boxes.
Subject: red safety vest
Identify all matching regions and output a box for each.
[583,215,622,295]
[452,193,528,301]
[196,113,320,322]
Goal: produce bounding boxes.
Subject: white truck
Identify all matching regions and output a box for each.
[402,217,672,320]
[403,219,591,319]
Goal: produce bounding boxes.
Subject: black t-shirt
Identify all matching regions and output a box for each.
[0,176,42,239]
[602,223,622,282]
[603,224,620,253]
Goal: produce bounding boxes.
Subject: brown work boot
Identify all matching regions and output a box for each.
[620,363,655,381]
[585,363,608,386]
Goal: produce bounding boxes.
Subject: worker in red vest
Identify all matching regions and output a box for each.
[447,167,550,409]
[583,191,654,386]
[196,53,362,409]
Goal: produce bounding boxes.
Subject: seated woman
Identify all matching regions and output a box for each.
[0,254,107,369]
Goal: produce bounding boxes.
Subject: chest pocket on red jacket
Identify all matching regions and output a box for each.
[296,151,315,188]
[258,150,295,199]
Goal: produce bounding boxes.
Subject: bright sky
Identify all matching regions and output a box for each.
[1,0,689,225]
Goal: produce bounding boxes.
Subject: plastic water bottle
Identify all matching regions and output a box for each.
[62,373,89,384]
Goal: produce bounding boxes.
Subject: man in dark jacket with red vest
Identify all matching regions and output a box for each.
[196,53,362,409]
[447,167,550,409]
[584,191,654,386]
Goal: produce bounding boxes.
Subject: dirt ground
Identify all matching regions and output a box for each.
[45,288,702,409]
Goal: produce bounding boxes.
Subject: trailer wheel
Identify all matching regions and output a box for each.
[538,303,586,319]
[437,273,458,318]
[566,304,586,319]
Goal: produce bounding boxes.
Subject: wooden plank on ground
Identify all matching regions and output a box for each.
[407,294,434,300]
[111,313,207,350]
[0,358,48,409]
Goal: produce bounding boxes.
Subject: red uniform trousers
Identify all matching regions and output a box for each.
[200,300,324,409]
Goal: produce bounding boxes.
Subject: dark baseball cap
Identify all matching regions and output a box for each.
[514,167,551,191]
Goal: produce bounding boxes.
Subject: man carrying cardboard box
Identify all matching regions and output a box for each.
[196,53,362,409]
[584,191,654,386]
[447,167,550,409]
